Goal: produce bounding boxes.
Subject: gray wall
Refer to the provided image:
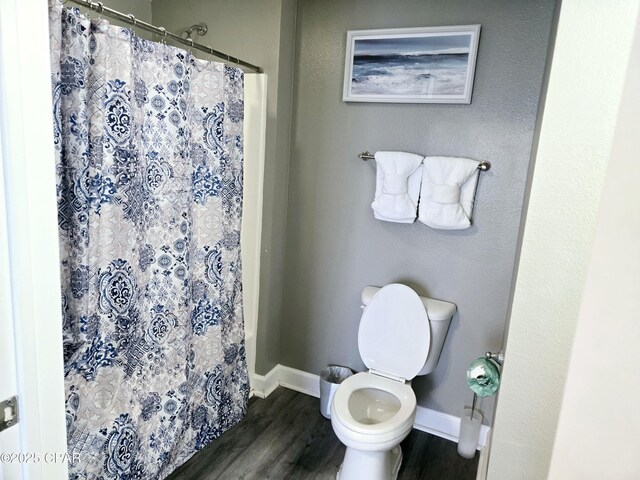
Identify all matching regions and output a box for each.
[119,0,557,422]
[282,0,557,421]
[152,0,298,374]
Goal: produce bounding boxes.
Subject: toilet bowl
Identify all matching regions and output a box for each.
[330,284,456,480]
[331,372,416,479]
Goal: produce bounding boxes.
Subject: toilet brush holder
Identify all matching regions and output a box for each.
[457,407,483,458]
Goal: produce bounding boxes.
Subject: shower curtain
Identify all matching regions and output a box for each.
[49,4,248,478]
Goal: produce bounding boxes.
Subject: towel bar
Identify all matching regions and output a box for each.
[357,151,491,171]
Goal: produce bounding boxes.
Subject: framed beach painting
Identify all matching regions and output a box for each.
[343,25,481,104]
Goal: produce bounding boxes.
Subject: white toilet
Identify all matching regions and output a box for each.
[330,284,456,480]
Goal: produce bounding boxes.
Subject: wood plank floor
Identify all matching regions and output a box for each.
[168,388,479,480]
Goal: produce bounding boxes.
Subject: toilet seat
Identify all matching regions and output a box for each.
[331,372,416,436]
[358,284,431,381]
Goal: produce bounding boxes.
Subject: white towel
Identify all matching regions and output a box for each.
[371,151,424,223]
[418,156,480,230]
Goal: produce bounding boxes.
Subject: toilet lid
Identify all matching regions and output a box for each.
[358,284,430,381]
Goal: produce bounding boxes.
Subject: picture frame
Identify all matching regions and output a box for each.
[342,25,481,104]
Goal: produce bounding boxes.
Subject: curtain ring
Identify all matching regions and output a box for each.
[187,38,194,54]
[96,2,104,19]
[159,27,167,45]
[128,14,137,26]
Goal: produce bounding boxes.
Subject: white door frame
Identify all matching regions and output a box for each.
[0,106,22,480]
[0,0,68,479]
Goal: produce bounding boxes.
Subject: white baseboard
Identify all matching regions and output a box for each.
[251,365,320,399]
[250,366,279,399]
[251,364,490,447]
[277,365,321,397]
[413,404,490,447]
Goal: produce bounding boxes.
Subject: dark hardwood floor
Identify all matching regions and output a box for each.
[168,388,479,480]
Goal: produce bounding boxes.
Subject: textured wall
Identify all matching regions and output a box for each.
[549,10,640,478]
[488,1,640,478]
[152,0,298,374]
[282,0,556,422]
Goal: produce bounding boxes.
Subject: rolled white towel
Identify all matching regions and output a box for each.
[419,156,480,229]
[371,151,424,223]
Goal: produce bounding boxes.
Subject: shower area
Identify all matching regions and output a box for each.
[0,0,267,478]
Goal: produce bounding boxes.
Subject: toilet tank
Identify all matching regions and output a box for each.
[361,286,456,377]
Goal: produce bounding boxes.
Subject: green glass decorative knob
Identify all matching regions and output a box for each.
[466,357,500,397]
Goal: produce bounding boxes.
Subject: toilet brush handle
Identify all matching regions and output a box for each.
[470,393,477,418]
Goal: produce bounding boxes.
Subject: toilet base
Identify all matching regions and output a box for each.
[336,445,402,480]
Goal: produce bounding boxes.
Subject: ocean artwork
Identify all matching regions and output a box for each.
[352,36,471,96]
[343,26,481,103]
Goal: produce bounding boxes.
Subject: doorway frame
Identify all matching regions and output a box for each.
[0,0,68,479]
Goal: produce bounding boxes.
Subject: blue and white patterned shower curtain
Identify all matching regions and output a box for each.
[49,4,248,478]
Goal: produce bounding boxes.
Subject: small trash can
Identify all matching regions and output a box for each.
[319,365,353,419]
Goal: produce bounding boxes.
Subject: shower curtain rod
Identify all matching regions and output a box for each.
[63,0,263,73]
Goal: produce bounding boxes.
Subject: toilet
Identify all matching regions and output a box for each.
[330,284,456,480]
